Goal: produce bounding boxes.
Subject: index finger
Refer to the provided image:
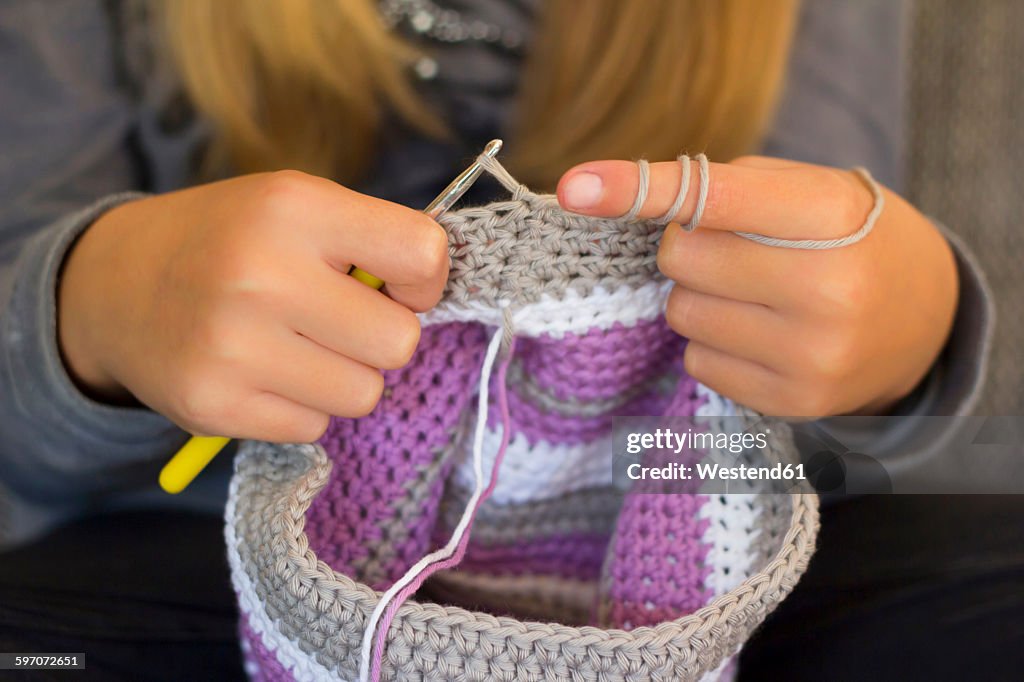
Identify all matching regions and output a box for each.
[271,172,450,312]
[556,157,876,242]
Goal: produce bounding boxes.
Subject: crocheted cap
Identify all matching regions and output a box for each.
[227,161,819,682]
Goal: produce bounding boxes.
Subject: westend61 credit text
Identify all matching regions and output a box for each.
[626,461,806,482]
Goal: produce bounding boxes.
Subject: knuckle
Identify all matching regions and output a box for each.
[821,169,867,233]
[380,312,421,369]
[289,412,331,443]
[805,335,858,380]
[193,312,243,363]
[173,368,224,429]
[789,384,838,419]
[410,218,450,281]
[682,342,703,380]
[816,270,870,316]
[657,228,688,281]
[255,170,316,218]
[705,167,744,223]
[731,154,769,167]
[665,287,698,335]
[213,239,275,297]
[345,370,385,418]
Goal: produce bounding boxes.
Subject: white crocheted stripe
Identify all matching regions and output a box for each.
[694,383,739,420]
[448,386,740,508]
[694,384,760,596]
[448,426,614,506]
[697,493,760,596]
[700,654,738,682]
[225,451,346,682]
[420,280,674,337]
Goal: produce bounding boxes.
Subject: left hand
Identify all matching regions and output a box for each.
[556,155,958,417]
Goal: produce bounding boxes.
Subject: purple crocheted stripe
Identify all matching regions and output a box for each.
[239,612,294,682]
[457,532,610,580]
[487,325,688,446]
[602,493,712,629]
[307,322,488,586]
[493,380,679,446]
[594,372,713,629]
[513,318,683,402]
[494,366,701,447]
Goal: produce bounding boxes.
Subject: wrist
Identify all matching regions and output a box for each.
[57,203,135,404]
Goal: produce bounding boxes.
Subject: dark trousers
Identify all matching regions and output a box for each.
[1,496,1022,681]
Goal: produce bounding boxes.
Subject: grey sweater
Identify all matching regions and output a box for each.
[0,0,992,547]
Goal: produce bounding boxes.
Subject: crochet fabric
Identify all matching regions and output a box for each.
[227,162,819,682]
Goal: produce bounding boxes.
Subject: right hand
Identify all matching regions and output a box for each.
[58,171,449,442]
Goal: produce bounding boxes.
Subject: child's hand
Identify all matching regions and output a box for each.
[59,171,448,441]
[557,156,958,416]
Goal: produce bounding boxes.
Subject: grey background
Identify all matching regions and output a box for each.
[908,0,1024,414]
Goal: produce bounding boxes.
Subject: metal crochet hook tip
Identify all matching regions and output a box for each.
[423,139,503,219]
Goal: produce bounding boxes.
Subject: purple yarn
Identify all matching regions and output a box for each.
[601,494,712,629]
[493,377,683,446]
[306,323,488,587]
[239,613,292,682]
[457,532,611,580]
[514,318,684,402]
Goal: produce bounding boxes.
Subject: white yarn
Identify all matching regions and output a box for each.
[697,494,760,595]
[699,656,738,682]
[692,386,760,595]
[421,280,674,336]
[449,428,613,505]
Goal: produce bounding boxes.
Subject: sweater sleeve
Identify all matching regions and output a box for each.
[0,1,188,547]
[763,0,996,493]
[763,0,910,190]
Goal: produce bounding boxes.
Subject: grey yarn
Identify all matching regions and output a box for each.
[229,440,819,681]
[621,159,651,221]
[439,163,665,307]
[436,153,883,315]
[658,154,693,224]
[505,362,676,418]
[680,153,710,232]
[630,153,882,248]
[439,486,624,546]
[735,167,885,249]
[427,568,597,627]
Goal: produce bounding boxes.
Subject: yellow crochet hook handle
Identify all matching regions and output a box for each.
[349,268,385,289]
[159,435,231,494]
[158,140,504,494]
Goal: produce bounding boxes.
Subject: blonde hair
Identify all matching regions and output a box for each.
[158,0,799,190]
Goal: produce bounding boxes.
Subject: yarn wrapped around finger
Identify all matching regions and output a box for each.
[625,152,884,247]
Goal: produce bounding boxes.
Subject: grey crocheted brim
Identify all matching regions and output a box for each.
[227,441,818,681]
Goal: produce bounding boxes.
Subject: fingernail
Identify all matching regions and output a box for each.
[562,172,603,209]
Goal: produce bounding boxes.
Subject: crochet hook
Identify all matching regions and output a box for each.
[159,139,504,494]
[349,138,503,287]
